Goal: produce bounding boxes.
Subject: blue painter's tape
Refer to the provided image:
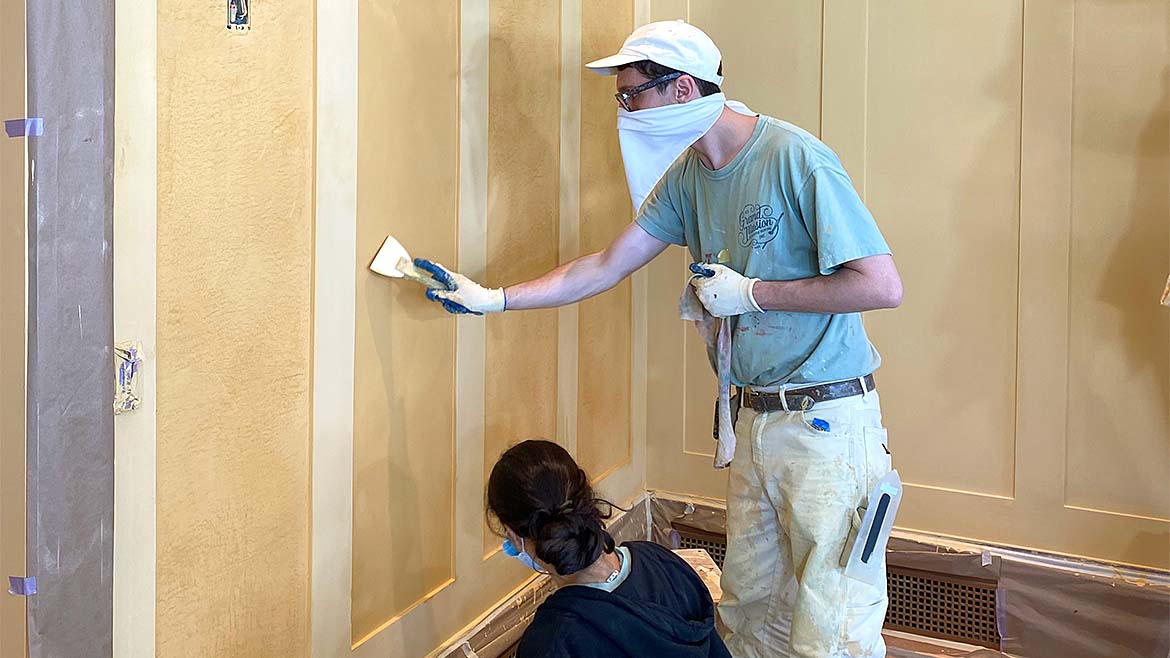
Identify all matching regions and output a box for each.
[4,118,44,138]
[7,575,36,596]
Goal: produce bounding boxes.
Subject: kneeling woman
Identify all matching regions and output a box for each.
[488,440,731,658]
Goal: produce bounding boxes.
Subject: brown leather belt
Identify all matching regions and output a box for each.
[738,374,876,413]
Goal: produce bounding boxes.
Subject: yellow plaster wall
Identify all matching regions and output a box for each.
[154,3,315,656]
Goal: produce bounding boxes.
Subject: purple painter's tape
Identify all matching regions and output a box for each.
[7,575,36,596]
[4,118,44,138]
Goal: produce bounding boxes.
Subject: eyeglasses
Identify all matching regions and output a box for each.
[614,71,683,111]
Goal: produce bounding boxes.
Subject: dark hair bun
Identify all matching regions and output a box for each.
[487,440,617,576]
[530,503,615,576]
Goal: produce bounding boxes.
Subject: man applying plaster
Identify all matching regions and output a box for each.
[417,21,903,658]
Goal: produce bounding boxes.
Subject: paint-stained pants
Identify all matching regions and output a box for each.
[719,390,891,658]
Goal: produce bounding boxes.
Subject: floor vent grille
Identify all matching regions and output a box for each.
[886,566,1000,648]
[674,528,727,569]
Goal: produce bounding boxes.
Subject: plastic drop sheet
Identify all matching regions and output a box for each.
[887,535,1169,658]
[24,0,115,655]
[650,496,1168,658]
[649,494,728,549]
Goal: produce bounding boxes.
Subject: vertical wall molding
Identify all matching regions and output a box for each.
[312,0,358,655]
[112,0,158,655]
[558,0,582,456]
[1015,0,1073,515]
[455,0,490,570]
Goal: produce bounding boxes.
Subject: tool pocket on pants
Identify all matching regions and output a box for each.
[840,506,864,568]
[839,587,887,658]
[839,428,891,569]
[862,426,892,490]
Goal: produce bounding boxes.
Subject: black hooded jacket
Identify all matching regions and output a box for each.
[516,541,731,658]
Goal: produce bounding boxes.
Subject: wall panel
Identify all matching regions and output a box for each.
[864,2,1023,498]
[352,0,460,641]
[1064,0,1169,520]
[155,2,314,656]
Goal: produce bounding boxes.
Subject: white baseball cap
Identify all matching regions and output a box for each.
[585,20,723,85]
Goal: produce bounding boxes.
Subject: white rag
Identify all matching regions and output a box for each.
[618,93,755,212]
[679,279,736,469]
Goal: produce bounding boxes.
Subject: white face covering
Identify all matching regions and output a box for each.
[617,92,754,212]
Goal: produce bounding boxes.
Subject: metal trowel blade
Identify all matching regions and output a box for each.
[370,234,412,278]
[370,234,445,289]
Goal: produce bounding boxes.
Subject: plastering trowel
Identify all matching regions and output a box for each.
[369,234,445,289]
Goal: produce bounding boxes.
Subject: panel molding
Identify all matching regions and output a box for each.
[1015,0,1074,515]
[1063,504,1169,524]
[904,483,1013,502]
[459,0,491,570]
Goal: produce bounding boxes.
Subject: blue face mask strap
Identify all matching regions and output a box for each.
[520,537,550,574]
[503,536,549,574]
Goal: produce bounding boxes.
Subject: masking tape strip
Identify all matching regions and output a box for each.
[7,576,36,596]
[995,586,1008,647]
[4,118,44,138]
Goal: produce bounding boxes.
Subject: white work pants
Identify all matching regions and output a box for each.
[719,390,891,658]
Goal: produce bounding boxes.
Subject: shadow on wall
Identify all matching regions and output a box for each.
[1076,64,1170,532]
[1097,68,1169,409]
[359,272,442,644]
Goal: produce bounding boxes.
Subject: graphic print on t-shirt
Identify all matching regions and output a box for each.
[738,203,782,248]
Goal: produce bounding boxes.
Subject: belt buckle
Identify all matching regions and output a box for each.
[740,386,753,409]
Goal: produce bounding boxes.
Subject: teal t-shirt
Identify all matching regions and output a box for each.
[636,116,890,387]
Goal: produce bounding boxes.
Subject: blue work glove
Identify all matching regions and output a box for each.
[414,259,506,316]
[688,262,763,317]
